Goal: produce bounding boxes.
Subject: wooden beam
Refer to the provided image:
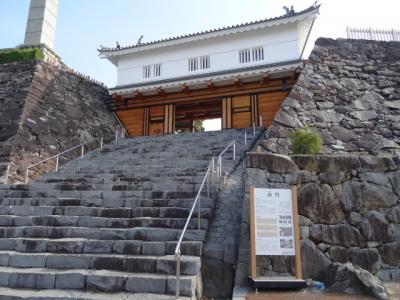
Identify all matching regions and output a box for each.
[261,74,269,84]
[234,77,242,88]
[207,80,215,91]
[181,84,190,94]
[157,87,166,97]
[133,90,144,99]
[111,79,295,111]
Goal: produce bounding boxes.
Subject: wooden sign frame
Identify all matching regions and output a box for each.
[249,186,306,289]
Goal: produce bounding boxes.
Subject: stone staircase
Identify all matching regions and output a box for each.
[0,129,262,299]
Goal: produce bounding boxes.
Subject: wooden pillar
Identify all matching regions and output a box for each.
[163,104,175,134]
[221,97,232,129]
[143,107,150,136]
[250,94,259,126]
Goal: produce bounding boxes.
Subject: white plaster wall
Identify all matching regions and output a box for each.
[116,22,304,86]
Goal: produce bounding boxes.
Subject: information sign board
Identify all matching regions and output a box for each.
[253,188,295,256]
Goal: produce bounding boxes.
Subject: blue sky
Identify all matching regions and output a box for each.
[1,0,399,87]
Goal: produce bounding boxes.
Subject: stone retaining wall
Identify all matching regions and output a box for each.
[0,60,119,182]
[260,38,400,156]
[235,153,400,294]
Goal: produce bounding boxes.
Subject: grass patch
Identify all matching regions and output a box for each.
[0,48,44,64]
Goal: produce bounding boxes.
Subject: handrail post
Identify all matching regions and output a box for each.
[100,137,103,149]
[259,114,263,127]
[253,122,256,136]
[245,131,247,146]
[211,157,215,184]
[233,140,236,161]
[197,191,201,230]
[207,171,210,198]
[55,155,59,172]
[218,155,222,177]
[176,251,181,299]
[25,168,29,184]
[81,145,84,158]
[115,130,118,142]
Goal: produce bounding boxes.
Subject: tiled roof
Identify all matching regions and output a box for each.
[98,4,319,55]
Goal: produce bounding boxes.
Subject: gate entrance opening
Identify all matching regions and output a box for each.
[175,99,221,133]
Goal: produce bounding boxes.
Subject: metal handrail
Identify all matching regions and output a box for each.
[175,137,240,298]
[217,139,236,177]
[24,129,124,183]
[175,158,214,299]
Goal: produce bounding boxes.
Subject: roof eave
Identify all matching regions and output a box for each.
[99,6,319,58]
[109,60,304,95]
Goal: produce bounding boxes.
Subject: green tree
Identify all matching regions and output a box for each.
[193,120,205,132]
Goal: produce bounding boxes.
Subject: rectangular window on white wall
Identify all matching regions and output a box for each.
[200,56,210,69]
[239,49,251,63]
[154,64,162,77]
[143,65,151,78]
[188,57,198,71]
[252,47,264,61]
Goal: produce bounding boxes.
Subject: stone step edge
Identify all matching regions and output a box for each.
[0,287,193,300]
[0,250,200,262]
[0,266,197,296]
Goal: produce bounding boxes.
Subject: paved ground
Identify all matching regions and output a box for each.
[246,291,375,300]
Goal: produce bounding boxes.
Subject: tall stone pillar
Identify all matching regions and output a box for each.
[24,0,58,50]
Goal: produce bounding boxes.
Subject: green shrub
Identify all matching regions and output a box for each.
[0,48,44,64]
[289,127,322,155]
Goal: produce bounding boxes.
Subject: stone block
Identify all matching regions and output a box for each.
[55,272,85,289]
[285,170,314,184]
[360,211,394,243]
[9,272,55,289]
[246,152,298,173]
[141,242,166,256]
[91,257,123,271]
[348,247,381,273]
[10,253,47,268]
[124,257,156,273]
[310,224,365,247]
[379,241,400,266]
[112,240,141,255]
[46,255,90,269]
[299,183,345,224]
[126,275,166,294]
[166,276,195,297]
[83,240,112,253]
[86,273,126,292]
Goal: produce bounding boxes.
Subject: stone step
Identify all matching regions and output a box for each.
[0,266,197,296]
[0,206,212,219]
[41,175,205,184]
[0,226,206,242]
[5,189,205,200]
[0,287,193,300]
[0,215,209,230]
[0,251,200,276]
[0,197,215,209]
[0,238,202,256]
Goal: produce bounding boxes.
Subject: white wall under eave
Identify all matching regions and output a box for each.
[116,21,305,87]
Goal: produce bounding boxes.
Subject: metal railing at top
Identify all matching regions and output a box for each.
[24,129,126,184]
[347,27,400,42]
